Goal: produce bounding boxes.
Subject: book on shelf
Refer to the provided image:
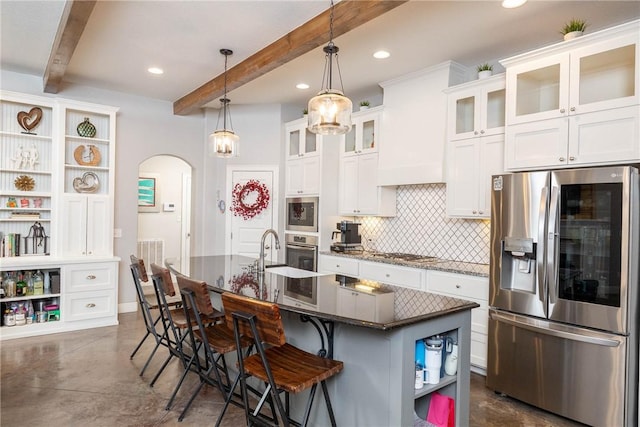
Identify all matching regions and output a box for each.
[10,211,41,220]
[1,233,21,257]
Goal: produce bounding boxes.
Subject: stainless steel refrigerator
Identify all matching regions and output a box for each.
[487,166,639,426]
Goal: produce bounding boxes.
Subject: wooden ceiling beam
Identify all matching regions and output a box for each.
[173,0,407,116]
[43,0,97,94]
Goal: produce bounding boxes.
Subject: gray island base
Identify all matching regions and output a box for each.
[170,255,477,427]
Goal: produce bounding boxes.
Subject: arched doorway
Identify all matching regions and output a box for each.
[137,155,192,274]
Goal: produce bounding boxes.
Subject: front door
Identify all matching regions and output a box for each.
[226,166,279,261]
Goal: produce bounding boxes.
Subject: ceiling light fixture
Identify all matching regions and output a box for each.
[147,67,164,75]
[209,49,239,158]
[307,0,352,135]
[296,83,310,90]
[501,0,527,8]
[373,50,390,59]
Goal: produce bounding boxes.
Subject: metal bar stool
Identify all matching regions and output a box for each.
[129,256,165,376]
[148,263,206,410]
[221,292,344,427]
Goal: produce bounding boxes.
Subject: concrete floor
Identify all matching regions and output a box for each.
[1,311,582,427]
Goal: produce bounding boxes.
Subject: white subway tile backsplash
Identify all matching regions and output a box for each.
[358,184,490,264]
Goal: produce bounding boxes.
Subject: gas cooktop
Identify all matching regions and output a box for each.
[368,252,439,263]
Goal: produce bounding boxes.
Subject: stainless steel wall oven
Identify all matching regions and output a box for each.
[284,234,318,305]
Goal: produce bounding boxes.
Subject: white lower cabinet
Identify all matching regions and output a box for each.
[336,286,394,323]
[0,258,119,340]
[426,270,488,370]
[318,254,360,277]
[63,261,118,322]
[359,260,423,290]
[318,254,424,290]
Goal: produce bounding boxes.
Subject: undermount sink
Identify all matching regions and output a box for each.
[265,266,328,279]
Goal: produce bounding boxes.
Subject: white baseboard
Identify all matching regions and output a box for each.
[119,302,138,313]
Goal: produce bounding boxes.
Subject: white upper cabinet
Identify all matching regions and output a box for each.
[342,107,381,157]
[338,152,396,217]
[286,117,319,159]
[502,20,640,170]
[445,75,505,219]
[447,76,505,141]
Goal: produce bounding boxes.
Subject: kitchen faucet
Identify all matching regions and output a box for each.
[258,228,280,273]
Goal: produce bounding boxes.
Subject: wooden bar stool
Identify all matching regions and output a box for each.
[221,292,344,427]
[177,275,251,422]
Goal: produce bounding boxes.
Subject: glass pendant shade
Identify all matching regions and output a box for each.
[209,49,239,158]
[307,89,352,135]
[209,129,239,158]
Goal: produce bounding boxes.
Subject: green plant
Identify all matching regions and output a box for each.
[561,19,587,35]
[476,63,492,72]
[302,108,308,115]
[359,100,370,107]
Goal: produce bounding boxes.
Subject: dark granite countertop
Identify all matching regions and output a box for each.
[320,250,490,278]
[168,255,478,331]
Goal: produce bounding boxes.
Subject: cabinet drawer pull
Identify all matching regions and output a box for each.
[385,273,390,277]
[560,108,566,114]
[86,303,96,308]
[559,157,565,162]
[570,107,576,112]
[569,156,575,161]
[86,275,96,280]
[456,284,461,289]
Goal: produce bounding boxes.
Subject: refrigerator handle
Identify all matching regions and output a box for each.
[537,186,548,304]
[547,186,559,304]
[490,311,621,347]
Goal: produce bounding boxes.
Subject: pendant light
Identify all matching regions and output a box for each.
[209,48,239,157]
[307,0,352,135]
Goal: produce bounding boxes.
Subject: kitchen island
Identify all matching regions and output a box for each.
[168,255,478,427]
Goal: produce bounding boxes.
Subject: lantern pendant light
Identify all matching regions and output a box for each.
[307,0,352,135]
[209,48,239,157]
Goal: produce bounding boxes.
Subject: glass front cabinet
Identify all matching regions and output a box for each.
[502,20,639,171]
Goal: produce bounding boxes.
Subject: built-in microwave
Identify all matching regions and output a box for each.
[285,197,318,233]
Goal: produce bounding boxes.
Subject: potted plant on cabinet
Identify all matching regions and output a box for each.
[476,63,493,79]
[359,100,370,111]
[562,19,587,41]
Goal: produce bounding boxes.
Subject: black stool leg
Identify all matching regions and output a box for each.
[321,380,337,427]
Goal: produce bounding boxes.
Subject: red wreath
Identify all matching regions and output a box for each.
[229,272,268,300]
[231,179,270,220]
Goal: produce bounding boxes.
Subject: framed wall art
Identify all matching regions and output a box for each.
[138,175,160,212]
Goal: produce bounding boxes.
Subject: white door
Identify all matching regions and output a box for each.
[226,166,279,261]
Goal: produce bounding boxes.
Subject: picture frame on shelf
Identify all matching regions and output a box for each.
[138,175,160,212]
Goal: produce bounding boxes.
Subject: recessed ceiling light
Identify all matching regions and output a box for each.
[296,83,310,90]
[502,0,527,8]
[148,67,164,75]
[373,50,390,59]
